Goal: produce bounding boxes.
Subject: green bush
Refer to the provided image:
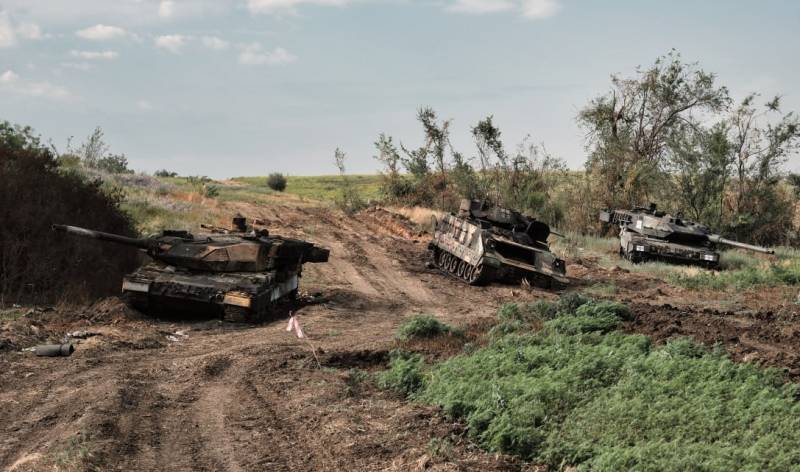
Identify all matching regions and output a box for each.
[267,172,287,192]
[95,154,133,174]
[154,169,178,178]
[396,314,460,341]
[376,351,425,397]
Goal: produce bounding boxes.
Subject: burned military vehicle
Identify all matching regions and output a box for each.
[428,199,567,288]
[53,219,329,322]
[599,204,773,268]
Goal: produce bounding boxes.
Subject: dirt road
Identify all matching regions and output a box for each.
[2,203,798,471]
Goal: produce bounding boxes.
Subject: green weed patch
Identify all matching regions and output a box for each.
[396,314,461,341]
[382,296,800,470]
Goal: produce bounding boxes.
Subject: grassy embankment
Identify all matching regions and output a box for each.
[378,296,800,471]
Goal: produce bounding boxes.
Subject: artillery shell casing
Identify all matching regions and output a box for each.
[33,344,75,357]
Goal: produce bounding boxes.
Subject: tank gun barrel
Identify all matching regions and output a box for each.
[52,224,151,250]
[708,234,774,254]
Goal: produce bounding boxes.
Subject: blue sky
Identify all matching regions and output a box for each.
[1,0,798,177]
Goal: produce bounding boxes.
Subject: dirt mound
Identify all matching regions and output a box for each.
[358,207,424,240]
[0,317,53,352]
[627,303,800,378]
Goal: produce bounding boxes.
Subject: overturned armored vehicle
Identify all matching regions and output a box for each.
[53,219,329,322]
[599,204,773,268]
[428,199,567,288]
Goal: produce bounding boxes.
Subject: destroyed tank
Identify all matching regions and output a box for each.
[599,204,774,268]
[428,199,567,288]
[52,219,330,322]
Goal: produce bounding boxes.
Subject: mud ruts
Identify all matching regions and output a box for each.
[600,204,773,268]
[53,220,329,322]
[428,199,567,289]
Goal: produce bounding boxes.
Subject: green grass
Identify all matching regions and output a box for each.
[396,314,462,341]
[582,282,618,296]
[232,174,383,202]
[376,350,426,397]
[0,307,27,321]
[378,296,800,471]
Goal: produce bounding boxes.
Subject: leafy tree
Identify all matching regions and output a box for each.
[724,94,800,243]
[578,50,729,207]
[669,123,732,224]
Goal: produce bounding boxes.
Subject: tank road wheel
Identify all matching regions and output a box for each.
[449,256,459,273]
[464,265,475,282]
[468,263,494,286]
[457,260,467,278]
[438,251,449,269]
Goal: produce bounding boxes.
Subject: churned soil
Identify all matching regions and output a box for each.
[2,201,798,471]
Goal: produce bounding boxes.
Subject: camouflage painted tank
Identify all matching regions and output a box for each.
[53,218,329,322]
[599,204,773,268]
[428,199,567,288]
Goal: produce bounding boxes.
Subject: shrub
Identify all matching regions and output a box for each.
[376,351,426,397]
[202,184,220,198]
[396,314,460,340]
[95,154,133,174]
[154,169,178,178]
[267,173,287,192]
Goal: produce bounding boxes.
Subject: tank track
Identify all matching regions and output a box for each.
[222,295,271,323]
[222,289,298,323]
[432,248,495,286]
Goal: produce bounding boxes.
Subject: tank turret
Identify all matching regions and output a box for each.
[599,204,773,267]
[53,217,330,322]
[428,199,567,289]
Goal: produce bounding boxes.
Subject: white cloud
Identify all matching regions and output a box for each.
[1,70,19,82]
[16,22,41,39]
[446,0,560,18]
[0,69,71,100]
[137,99,154,110]
[246,0,351,15]
[62,62,93,71]
[158,0,176,18]
[70,50,119,60]
[155,34,187,53]
[447,0,515,14]
[238,43,297,65]
[520,0,560,19]
[0,12,15,47]
[76,24,126,40]
[0,10,43,47]
[202,36,229,51]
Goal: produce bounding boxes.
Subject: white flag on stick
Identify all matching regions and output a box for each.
[285,316,305,339]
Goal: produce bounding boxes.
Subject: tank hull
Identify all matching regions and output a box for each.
[121,263,300,322]
[619,230,720,268]
[429,213,567,289]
